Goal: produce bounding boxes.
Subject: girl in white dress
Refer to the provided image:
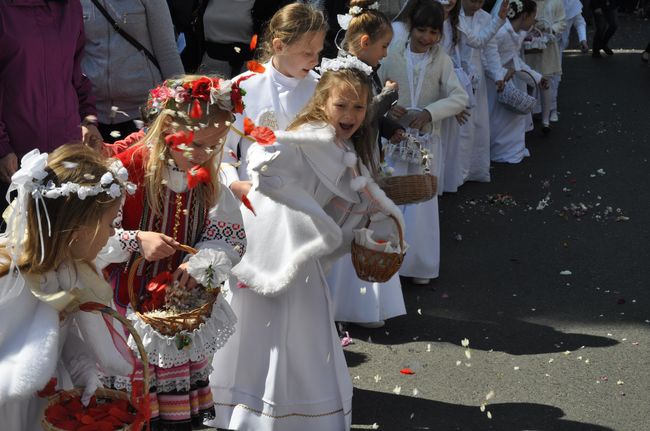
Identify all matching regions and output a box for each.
[0,144,135,431]
[488,0,547,162]
[220,3,328,202]
[327,0,406,328]
[208,60,404,431]
[380,0,468,284]
[456,0,510,183]
[524,0,566,133]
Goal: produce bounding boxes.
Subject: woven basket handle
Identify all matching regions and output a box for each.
[78,302,150,400]
[127,244,198,312]
[365,213,405,254]
[518,69,540,92]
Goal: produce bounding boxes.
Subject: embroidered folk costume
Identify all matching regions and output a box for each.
[98,77,247,430]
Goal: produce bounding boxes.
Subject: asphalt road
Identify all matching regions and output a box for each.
[346,13,650,431]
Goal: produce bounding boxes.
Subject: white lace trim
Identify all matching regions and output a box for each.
[126,294,237,368]
[101,366,213,393]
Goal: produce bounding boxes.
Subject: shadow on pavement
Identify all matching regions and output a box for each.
[346,312,618,356]
[352,388,615,431]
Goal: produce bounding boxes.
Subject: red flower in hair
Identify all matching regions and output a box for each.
[165,131,194,151]
[184,77,219,101]
[190,99,203,119]
[187,165,211,189]
[230,83,245,114]
[150,85,173,103]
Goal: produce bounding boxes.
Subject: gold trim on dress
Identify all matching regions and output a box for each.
[215,402,352,419]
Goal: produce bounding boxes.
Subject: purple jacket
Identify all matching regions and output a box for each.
[0,0,96,159]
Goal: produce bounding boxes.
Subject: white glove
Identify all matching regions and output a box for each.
[80,371,102,407]
[61,331,105,406]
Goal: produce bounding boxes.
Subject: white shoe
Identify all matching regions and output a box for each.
[550,111,559,123]
[356,321,385,329]
[411,277,431,285]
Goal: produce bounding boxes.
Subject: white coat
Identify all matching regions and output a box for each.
[209,124,404,431]
[525,0,567,76]
[379,41,468,279]
[0,262,133,431]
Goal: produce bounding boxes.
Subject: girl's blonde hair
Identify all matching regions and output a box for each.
[141,75,232,216]
[258,3,329,63]
[0,144,122,276]
[288,68,377,175]
[342,0,392,55]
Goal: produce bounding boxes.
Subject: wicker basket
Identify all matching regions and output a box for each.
[497,70,538,115]
[351,214,405,283]
[128,245,220,336]
[379,173,438,206]
[42,304,150,431]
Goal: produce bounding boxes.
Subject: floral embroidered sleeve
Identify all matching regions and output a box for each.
[194,186,247,266]
[95,208,141,270]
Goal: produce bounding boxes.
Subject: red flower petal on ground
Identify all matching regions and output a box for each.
[246,60,266,73]
[400,368,416,375]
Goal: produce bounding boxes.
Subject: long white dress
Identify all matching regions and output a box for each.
[379,42,468,279]
[439,20,467,194]
[326,54,406,325]
[0,263,133,431]
[457,9,507,183]
[489,21,543,163]
[208,124,405,430]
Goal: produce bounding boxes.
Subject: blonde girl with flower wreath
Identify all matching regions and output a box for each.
[208,60,404,431]
[220,2,328,201]
[0,144,136,431]
[97,75,247,430]
[326,0,407,329]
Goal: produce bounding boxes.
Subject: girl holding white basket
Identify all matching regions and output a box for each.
[380,0,468,284]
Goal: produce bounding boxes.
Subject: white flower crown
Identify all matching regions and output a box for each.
[12,150,136,201]
[337,2,380,30]
[508,0,524,18]
[319,56,373,76]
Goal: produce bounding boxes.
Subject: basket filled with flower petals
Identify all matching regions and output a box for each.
[42,303,150,431]
[128,245,230,337]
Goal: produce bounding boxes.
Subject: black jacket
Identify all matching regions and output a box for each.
[166,0,291,73]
